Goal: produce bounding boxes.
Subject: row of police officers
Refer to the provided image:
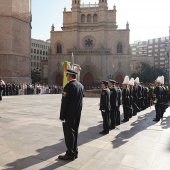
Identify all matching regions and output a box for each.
[99,76,170,134]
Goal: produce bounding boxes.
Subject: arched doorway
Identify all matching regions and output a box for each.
[83,72,94,88]
[56,74,63,86]
[116,75,124,84]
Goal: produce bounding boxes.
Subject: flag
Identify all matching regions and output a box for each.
[61,61,70,88]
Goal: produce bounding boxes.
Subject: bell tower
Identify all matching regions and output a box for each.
[72,0,81,24]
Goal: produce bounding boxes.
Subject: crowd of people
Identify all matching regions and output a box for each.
[99,76,170,134]
[0,79,63,99]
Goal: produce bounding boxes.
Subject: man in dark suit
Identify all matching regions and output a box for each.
[115,82,122,125]
[0,79,4,101]
[58,69,84,161]
[153,77,163,122]
[121,76,130,122]
[109,79,118,129]
[99,80,110,134]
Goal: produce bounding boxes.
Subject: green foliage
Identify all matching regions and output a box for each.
[31,70,40,84]
[131,62,168,83]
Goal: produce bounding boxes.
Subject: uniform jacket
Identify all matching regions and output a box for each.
[153,85,163,103]
[60,80,84,121]
[109,86,118,108]
[99,87,110,111]
[117,87,122,106]
[122,87,130,105]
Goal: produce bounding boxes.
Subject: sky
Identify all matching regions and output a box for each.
[31,0,170,43]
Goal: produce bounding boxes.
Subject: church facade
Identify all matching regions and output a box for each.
[49,0,131,87]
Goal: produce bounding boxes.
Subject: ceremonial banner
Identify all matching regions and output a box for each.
[61,61,70,88]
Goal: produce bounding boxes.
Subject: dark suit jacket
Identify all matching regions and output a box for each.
[109,86,118,108]
[60,80,84,121]
[99,87,110,111]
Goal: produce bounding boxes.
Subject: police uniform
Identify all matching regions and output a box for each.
[0,83,4,101]
[115,82,121,125]
[109,80,118,129]
[59,69,84,160]
[99,81,110,134]
[153,84,163,121]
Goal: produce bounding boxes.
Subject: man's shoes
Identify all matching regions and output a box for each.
[109,126,115,130]
[58,154,75,161]
[121,119,128,123]
[99,131,109,135]
[153,118,159,122]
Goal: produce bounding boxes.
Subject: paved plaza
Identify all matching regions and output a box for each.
[0,94,170,170]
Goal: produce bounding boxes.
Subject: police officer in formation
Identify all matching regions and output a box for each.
[152,76,169,122]
[99,75,170,135]
[99,81,110,134]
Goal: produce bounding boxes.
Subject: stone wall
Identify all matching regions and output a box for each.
[0,0,31,83]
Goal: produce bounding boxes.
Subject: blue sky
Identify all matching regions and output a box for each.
[31,0,170,43]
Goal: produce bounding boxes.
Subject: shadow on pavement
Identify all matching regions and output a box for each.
[2,124,103,170]
[111,110,157,149]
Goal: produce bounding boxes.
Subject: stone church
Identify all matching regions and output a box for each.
[0,0,31,83]
[48,0,131,87]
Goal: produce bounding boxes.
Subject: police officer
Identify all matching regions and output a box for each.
[58,69,84,161]
[0,79,4,102]
[99,80,110,134]
[109,79,118,130]
[122,76,130,122]
[153,77,163,122]
[115,82,122,125]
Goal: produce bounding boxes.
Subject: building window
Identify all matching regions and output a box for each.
[57,43,62,54]
[37,50,39,54]
[81,14,85,23]
[46,51,48,55]
[34,56,36,60]
[31,48,33,53]
[34,49,36,54]
[40,57,42,61]
[93,14,98,22]
[148,39,153,44]
[87,14,91,23]
[37,56,39,60]
[117,42,123,54]
[43,51,45,55]
[40,50,42,54]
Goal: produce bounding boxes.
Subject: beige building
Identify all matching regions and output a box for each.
[31,39,50,71]
[0,0,31,83]
[49,0,131,87]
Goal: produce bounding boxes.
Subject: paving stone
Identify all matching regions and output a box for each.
[0,95,170,170]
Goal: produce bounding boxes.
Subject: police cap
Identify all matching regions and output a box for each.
[66,69,78,75]
[109,79,116,84]
[102,80,109,86]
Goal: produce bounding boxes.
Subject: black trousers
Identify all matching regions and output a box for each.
[155,103,161,121]
[123,104,129,121]
[110,108,116,128]
[101,111,109,133]
[116,105,121,125]
[63,114,81,156]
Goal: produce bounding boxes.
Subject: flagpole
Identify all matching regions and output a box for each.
[71,52,74,70]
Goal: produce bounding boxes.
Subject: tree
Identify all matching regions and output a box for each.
[31,69,41,84]
[131,62,167,83]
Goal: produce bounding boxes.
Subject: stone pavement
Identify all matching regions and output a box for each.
[0,94,170,170]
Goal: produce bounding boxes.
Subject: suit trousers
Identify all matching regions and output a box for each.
[63,114,81,156]
[101,111,109,133]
